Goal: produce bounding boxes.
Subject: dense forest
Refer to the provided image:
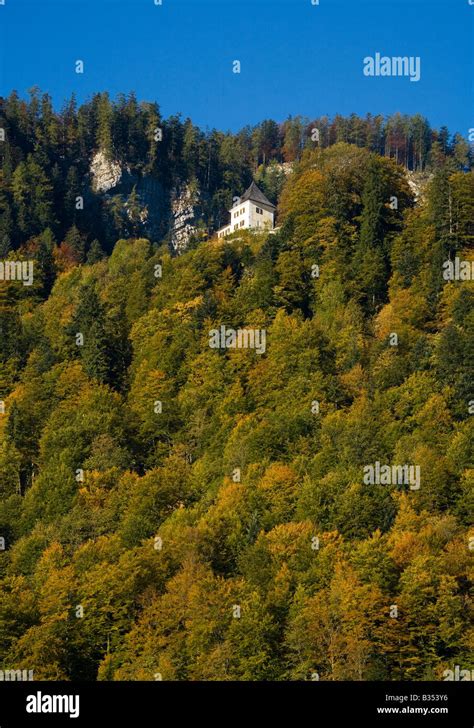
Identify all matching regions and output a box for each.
[0,90,473,681]
[0,89,471,253]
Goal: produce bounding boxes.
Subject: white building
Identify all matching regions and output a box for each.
[217,182,276,239]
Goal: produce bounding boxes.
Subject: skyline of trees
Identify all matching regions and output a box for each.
[0,88,471,257]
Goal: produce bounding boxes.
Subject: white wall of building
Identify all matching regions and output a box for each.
[230,200,251,232]
[248,202,274,230]
[218,200,274,238]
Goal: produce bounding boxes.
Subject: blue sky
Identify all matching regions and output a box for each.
[0,0,472,135]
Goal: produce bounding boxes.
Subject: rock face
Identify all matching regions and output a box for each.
[88,151,201,254]
[406,170,433,203]
[88,150,169,247]
[276,161,294,176]
[170,184,201,254]
[90,151,123,193]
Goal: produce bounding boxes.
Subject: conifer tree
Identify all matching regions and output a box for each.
[86,239,106,264]
[69,284,111,384]
[36,229,57,297]
[64,225,86,263]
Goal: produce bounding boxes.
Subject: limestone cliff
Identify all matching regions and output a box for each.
[170,184,201,254]
[89,151,201,254]
[90,151,123,193]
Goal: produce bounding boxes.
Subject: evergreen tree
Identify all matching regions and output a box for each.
[95,92,114,159]
[359,158,385,250]
[64,225,86,263]
[69,284,111,383]
[36,229,57,297]
[12,156,55,239]
[86,239,106,264]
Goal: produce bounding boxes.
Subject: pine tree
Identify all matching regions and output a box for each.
[354,158,388,308]
[359,158,385,250]
[125,186,145,236]
[64,225,86,263]
[0,172,13,248]
[69,284,111,383]
[86,239,106,264]
[95,93,114,159]
[36,228,57,297]
[12,156,55,239]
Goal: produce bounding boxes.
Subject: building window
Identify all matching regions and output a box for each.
[256,207,263,215]
[240,220,245,227]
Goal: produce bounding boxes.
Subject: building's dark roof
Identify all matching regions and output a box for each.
[238,181,276,209]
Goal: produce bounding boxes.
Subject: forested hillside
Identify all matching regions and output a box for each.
[0,89,471,253]
[0,95,473,680]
